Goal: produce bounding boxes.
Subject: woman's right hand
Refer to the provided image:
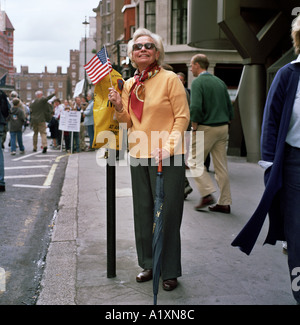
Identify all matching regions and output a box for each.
[108,88,123,113]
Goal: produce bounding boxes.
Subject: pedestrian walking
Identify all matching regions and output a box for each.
[30,90,56,153]
[0,90,10,192]
[177,72,193,199]
[9,98,25,155]
[188,54,233,214]
[232,14,300,305]
[108,28,189,292]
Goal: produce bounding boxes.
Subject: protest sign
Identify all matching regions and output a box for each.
[59,110,81,132]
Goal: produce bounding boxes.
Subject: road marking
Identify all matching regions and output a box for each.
[7,154,69,189]
[43,155,69,187]
[5,166,50,170]
[5,175,46,179]
[12,184,51,189]
[43,164,58,187]
[36,155,57,158]
[12,151,42,162]
[22,160,53,163]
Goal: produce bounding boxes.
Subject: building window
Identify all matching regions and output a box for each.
[58,82,63,88]
[145,1,156,33]
[130,26,136,38]
[171,0,187,45]
[106,0,111,14]
[27,82,31,90]
[26,92,32,101]
[136,4,140,27]
[38,81,43,88]
[105,25,111,44]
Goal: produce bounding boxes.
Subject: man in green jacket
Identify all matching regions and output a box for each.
[188,54,233,214]
[30,90,56,153]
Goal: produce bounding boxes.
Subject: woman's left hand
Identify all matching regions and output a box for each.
[151,148,170,164]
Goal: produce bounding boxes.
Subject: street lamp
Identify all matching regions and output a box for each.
[82,16,90,95]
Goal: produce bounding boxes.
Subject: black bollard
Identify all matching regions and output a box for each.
[106,149,116,278]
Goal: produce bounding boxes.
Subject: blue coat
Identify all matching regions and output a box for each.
[83,100,94,126]
[232,62,300,255]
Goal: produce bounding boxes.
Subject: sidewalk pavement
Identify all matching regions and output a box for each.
[37,150,295,305]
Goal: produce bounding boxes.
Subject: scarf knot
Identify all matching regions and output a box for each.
[129,61,161,122]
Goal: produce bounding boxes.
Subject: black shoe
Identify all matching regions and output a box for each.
[0,185,5,192]
[42,147,47,154]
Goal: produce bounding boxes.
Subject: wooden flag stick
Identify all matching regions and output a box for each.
[104,45,113,88]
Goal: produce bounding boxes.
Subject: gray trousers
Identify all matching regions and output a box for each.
[130,155,185,281]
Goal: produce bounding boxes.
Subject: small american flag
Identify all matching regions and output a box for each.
[84,47,113,85]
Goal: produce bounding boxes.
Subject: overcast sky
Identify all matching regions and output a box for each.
[3,0,99,73]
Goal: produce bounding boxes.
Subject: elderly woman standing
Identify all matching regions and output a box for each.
[232,14,300,304]
[109,28,189,291]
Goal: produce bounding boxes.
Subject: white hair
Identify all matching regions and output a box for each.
[35,90,43,97]
[292,14,300,54]
[127,28,165,69]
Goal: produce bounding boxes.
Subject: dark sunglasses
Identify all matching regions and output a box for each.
[132,43,157,51]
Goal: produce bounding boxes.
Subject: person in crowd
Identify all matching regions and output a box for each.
[177,72,193,199]
[63,99,71,109]
[177,73,212,171]
[83,91,95,151]
[72,96,83,153]
[80,95,88,150]
[108,28,190,291]
[0,90,10,191]
[30,90,56,153]
[232,14,300,305]
[9,98,25,155]
[49,99,63,149]
[63,104,71,153]
[10,91,26,115]
[188,54,233,214]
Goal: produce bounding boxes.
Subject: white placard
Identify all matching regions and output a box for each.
[59,110,81,132]
[119,44,128,57]
[73,79,85,98]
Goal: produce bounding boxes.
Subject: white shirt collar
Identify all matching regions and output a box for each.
[291,54,300,64]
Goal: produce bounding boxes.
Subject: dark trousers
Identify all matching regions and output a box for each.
[281,144,300,303]
[73,132,80,152]
[130,155,185,280]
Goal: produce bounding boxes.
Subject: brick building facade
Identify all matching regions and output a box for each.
[14,66,69,103]
[0,11,14,90]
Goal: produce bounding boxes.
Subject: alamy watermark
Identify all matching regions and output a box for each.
[95,125,205,177]
[292,267,300,292]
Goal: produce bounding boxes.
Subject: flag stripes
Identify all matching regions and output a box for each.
[84,47,113,85]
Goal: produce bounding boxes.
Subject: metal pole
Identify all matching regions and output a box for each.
[106,149,116,278]
[82,17,89,96]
